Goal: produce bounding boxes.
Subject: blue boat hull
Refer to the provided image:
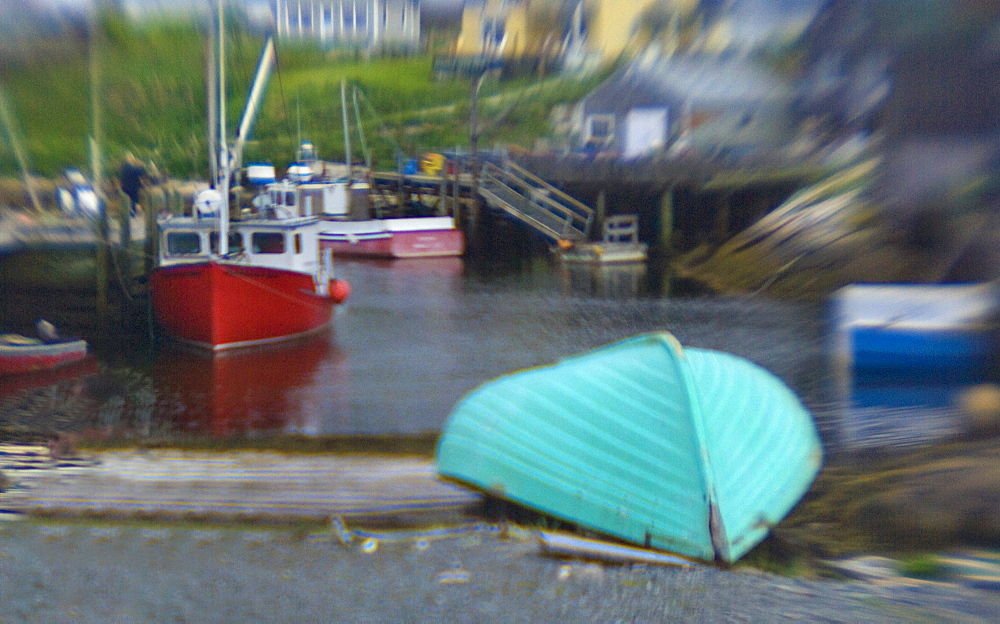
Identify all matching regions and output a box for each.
[831,283,1000,451]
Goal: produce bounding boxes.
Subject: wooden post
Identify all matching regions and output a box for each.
[713,192,731,243]
[118,190,132,257]
[141,186,157,276]
[595,189,606,242]
[658,186,675,255]
[438,171,447,216]
[95,196,110,331]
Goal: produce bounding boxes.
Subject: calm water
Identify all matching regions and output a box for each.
[1,255,835,444]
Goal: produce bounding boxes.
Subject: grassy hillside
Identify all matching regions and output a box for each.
[0,13,608,182]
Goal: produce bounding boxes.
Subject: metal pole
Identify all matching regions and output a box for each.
[217,0,229,256]
[340,79,352,215]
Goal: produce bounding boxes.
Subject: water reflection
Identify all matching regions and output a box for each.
[557,262,647,299]
[153,332,344,436]
[0,356,98,401]
[2,255,830,445]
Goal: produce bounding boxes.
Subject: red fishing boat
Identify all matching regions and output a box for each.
[150,240,348,350]
[149,4,349,351]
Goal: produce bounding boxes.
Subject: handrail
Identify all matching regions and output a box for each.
[502,159,594,220]
[480,162,592,241]
[479,184,574,241]
[479,187,564,241]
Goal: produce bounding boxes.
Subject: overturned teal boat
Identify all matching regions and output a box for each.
[436,332,822,564]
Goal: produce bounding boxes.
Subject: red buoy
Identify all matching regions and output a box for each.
[329,279,351,304]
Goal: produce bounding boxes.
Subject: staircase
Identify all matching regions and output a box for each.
[479,159,593,243]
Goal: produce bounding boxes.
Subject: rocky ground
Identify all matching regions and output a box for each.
[2,441,1000,622]
[2,517,1000,623]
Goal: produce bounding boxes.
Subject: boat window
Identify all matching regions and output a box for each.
[166,232,201,255]
[285,191,295,206]
[252,232,285,254]
[294,233,302,254]
[210,232,244,254]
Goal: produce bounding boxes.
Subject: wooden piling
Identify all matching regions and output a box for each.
[95,197,111,332]
[659,187,675,254]
[118,190,132,261]
[141,186,158,275]
[595,189,606,241]
[713,192,732,243]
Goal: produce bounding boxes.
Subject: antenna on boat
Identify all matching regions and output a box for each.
[352,87,371,169]
[0,86,43,213]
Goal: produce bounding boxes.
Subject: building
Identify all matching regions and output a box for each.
[449,0,789,75]
[566,51,794,159]
[796,0,1000,212]
[272,0,421,50]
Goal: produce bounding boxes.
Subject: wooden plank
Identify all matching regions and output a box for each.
[1,448,481,524]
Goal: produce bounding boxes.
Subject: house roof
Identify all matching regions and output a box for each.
[627,53,791,106]
[583,52,791,112]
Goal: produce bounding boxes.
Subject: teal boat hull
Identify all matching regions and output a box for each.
[436,332,822,563]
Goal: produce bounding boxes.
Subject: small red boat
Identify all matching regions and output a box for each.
[0,334,88,375]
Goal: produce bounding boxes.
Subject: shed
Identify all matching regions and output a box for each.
[572,52,795,159]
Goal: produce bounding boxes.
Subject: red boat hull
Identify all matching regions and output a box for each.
[319,228,465,259]
[0,340,89,375]
[150,262,337,350]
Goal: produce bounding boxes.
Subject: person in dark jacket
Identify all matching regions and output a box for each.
[120,152,147,216]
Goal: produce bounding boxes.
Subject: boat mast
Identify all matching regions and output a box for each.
[341,79,352,214]
[352,87,371,168]
[233,35,275,173]
[340,79,351,175]
[216,0,229,255]
[206,15,217,193]
[89,2,104,209]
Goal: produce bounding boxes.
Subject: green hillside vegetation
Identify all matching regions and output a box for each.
[0,12,609,182]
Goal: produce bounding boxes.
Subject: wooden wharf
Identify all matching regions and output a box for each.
[0,445,482,527]
[369,152,820,255]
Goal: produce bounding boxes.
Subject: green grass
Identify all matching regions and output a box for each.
[0,14,610,181]
[897,554,948,579]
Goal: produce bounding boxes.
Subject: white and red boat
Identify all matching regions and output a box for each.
[251,148,465,259]
[150,3,349,351]
[0,333,88,375]
[248,81,464,260]
[317,215,465,259]
[151,213,349,351]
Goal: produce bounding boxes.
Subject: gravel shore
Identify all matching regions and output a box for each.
[3,520,1000,623]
